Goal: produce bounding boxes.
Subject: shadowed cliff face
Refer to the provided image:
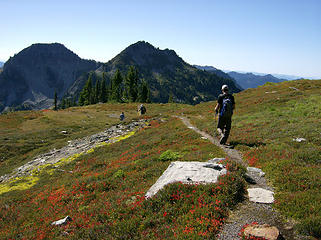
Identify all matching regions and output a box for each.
[0,43,100,111]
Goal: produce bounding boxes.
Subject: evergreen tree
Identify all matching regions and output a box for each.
[72,96,77,106]
[94,79,100,103]
[54,91,58,110]
[108,76,113,102]
[146,86,151,103]
[60,97,66,109]
[79,74,93,105]
[67,98,72,108]
[125,66,139,102]
[138,80,150,103]
[100,73,108,103]
[168,92,174,103]
[111,70,123,102]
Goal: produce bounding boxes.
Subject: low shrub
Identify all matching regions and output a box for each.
[158,150,182,162]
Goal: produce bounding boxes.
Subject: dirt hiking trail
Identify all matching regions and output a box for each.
[177,115,304,240]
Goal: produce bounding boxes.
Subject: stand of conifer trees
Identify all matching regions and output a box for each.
[79,66,150,106]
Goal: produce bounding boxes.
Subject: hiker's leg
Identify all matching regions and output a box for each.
[222,117,232,143]
[217,117,224,139]
[218,117,227,144]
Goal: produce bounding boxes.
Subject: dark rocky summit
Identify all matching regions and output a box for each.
[0,43,100,112]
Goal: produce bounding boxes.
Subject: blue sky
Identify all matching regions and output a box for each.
[1,0,321,78]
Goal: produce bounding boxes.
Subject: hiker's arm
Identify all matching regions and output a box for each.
[215,103,220,114]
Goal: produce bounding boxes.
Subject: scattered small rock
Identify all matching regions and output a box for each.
[61,131,68,134]
[243,223,282,240]
[292,137,306,142]
[289,86,300,91]
[265,91,277,94]
[247,167,265,177]
[248,188,274,204]
[51,216,72,226]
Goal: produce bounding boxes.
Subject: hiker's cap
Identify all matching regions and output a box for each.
[222,85,229,91]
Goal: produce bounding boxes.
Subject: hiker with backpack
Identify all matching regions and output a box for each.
[138,104,146,116]
[214,85,235,146]
[119,112,125,121]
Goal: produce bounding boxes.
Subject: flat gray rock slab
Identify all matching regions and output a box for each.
[248,188,274,203]
[145,160,227,198]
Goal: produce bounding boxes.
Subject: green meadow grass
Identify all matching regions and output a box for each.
[186,80,321,238]
[0,103,248,239]
[0,103,187,176]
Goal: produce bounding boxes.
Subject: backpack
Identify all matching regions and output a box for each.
[220,95,233,117]
[140,105,146,114]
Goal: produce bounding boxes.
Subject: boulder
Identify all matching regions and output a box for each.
[243,223,281,240]
[145,161,227,198]
[248,188,274,203]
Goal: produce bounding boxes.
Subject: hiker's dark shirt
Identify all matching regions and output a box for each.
[217,93,235,108]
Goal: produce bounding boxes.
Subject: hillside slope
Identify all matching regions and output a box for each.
[186,79,321,238]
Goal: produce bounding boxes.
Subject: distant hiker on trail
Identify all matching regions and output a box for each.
[120,112,125,121]
[214,85,235,146]
[138,104,146,116]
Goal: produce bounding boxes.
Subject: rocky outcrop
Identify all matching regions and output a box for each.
[0,43,101,112]
[145,159,227,198]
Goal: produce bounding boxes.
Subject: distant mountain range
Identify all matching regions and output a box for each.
[0,61,4,68]
[223,70,302,81]
[194,65,294,89]
[0,42,240,112]
[227,71,287,89]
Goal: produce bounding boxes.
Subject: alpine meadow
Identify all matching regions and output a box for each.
[0,79,320,239]
[1,1,321,239]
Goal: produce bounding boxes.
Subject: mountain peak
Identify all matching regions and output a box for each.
[109,41,183,68]
[13,43,80,62]
[0,43,99,111]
